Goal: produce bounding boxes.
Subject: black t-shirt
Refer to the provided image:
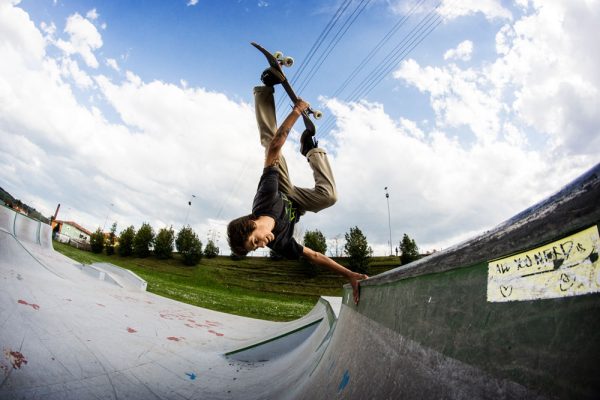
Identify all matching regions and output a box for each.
[252,166,303,259]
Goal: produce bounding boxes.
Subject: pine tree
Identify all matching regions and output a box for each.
[118,226,136,257]
[399,233,420,264]
[134,222,155,258]
[343,226,372,274]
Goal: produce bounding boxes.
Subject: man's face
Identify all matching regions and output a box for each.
[244,229,275,252]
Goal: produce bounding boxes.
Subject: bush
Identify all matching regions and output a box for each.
[90,228,104,254]
[176,226,203,266]
[118,226,136,257]
[304,230,327,254]
[344,226,372,274]
[154,226,175,259]
[204,239,219,258]
[134,222,155,258]
[302,230,328,276]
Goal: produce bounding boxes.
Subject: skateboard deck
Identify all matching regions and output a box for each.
[251,42,321,133]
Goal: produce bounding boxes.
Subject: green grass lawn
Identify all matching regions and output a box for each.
[53,241,400,321]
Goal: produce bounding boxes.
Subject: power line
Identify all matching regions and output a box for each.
[331,0,428,99]
[320,1,444,139]
[275,0,354,113]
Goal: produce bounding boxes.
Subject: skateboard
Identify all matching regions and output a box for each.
[251,42,323,133]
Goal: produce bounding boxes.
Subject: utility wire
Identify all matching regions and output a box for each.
[316,0,431,136]
[295,0,372,95]
[331,0,428,99]
[320,1,444,139]
[275,0,354,113]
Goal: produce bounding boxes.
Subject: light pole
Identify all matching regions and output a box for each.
[102,203,114,232]
[385,187,392,256]
[184,195,196,227]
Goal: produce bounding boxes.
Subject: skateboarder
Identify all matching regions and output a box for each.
[227,68,368,304]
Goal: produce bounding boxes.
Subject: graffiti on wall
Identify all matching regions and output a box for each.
[487,225,600,302]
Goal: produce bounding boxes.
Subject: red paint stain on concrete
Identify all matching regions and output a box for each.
[17,300,40,310]
[4,349,28,370]
[167,336,184,342]
[127,327,137,333]
[208,330,225,337]
[205,320,220,327]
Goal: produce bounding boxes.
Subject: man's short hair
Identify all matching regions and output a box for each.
[227,214,257,256]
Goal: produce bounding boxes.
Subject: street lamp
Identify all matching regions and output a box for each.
[184,195,196,226]
[102,203,114,232]
[385,187,392,256]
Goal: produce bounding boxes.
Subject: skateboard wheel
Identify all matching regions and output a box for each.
[313,110,323,119]
[283,56,294,67]
[274,51,284,60]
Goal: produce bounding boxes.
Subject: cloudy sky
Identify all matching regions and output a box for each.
[1,0,598,256]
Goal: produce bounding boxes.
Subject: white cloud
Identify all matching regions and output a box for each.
[444,40,473,61]
[60,57,94,88]
[0,1,260,246]
[438,0,512,21]
[187,0,199,6]
[55,12,102,68]
[106,57,119,71]
[395,60,504,142]
[0,0,598,257]
[396,0,600,156]
[380,0,599,248]
[86,8,98,20]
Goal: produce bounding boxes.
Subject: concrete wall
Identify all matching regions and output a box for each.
[0,205,52,249]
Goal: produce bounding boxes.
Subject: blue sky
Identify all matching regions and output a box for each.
[1,0,599,256]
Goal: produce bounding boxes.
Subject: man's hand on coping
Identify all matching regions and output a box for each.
[350,273,369,305]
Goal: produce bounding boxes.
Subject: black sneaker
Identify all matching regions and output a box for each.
[300,129,318,156]
[260,67,285,87]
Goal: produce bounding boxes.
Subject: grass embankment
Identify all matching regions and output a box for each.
[53,241,400,321]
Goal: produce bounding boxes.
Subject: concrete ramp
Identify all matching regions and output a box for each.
[1,163,599,399]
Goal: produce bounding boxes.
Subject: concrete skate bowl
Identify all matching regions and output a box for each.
[1,162,599,399]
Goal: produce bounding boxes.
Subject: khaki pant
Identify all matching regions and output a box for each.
[254,86,337,213]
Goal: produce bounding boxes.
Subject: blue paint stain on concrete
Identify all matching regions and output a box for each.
[185,372,197,380]
[338,370,350,393]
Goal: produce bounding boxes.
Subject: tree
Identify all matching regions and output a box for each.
[302,230,327,277]
[90,228,104,254]
[400,233,420,265]
[344,226,372,274]
[176,226,203,266]
[118,226,136,257]
[154,226,175,259]
[134,222,155,258]
[304,230,327,254]
[106,222,117,256]
[204,239,219,258]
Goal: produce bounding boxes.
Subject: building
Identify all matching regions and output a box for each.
[52,220,93,244]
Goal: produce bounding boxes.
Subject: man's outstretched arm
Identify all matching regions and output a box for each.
[302,246,368,304]
[264,99,310,167]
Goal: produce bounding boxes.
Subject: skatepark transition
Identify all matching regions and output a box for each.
[0,163,599,399]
